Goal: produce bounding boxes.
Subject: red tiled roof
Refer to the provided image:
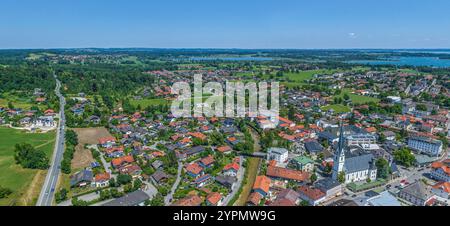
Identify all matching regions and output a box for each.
[95,173,110,182]
[266,166,309,182]
[200,155,215,166]
[217,145,232,153]
[173,195,203,206]
[247,192,262,205]
[278,116,293,125]
[206,192,222,205]
[105,146,124,154]
[223,162,239,172]
[185,163,203,175]
[111,155,134,167]
[99,136,116,144]
[297,185,326,201]
[253,176,271,194]
[269,198,296,206]
[188,132,207,140]
[433,182,450,193]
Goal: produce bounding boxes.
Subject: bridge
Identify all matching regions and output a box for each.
[240,151,267,159]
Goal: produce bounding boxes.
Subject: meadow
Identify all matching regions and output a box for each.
[0,127,55,206]
[335,89,380,104]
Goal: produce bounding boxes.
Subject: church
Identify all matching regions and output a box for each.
[332,124,377,184]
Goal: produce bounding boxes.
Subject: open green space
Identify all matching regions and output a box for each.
[321,104,351,113]
[130,98,169,108]
[0,127,55,206]
[347,179,387,192]
[335,89,380,104]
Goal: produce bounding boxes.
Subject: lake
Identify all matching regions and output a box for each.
[347,56,450,68]
[189,56,273,61]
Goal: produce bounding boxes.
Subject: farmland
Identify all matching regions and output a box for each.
[0,127,55,206]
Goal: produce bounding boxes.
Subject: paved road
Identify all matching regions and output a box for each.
[36,74,66,206]
[164,161,182,205]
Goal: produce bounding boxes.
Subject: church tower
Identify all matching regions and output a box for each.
[332,122,346,180]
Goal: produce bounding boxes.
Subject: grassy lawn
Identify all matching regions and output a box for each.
[130,98,168,108]
[0,97,34,110]
[321,104,351,113]
[284,69,339,82]
[0,127,56,206]
[335,89,380,104]
[347,179,387,192]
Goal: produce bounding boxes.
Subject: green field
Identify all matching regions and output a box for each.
[0,127,55,206]
[0,96,34,110]
[321,104,351,113]
[335,89,380,104]
[237,69,339,83]
[283,69,339,82]
[130,98,168,108]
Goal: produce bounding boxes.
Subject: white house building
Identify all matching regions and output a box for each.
[267,147,289,164]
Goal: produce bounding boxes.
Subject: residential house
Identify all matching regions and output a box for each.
[267,147,289,164]
[194,174,212,188]
[151,160,164,170]
[185,146,206,157]
[270,188,299,206]
[297,185,326,206]
[118,164,142,178]
[199,155,215,168]
[253,175,271,197]
[266,166,310,183]
[216,145,232,154]
[291,156,315,172]
[215,175,237,189]
[99,136,117,148]
[430,161,450,182]
[431,182,450,199]
[103,190,150,206]
[185,163,204,178]
[172,195,203,206]
[223,162,239,177]
[304,140,324,155]
[111,155,134,168]
[70,170,93,187]
[94,173,110,187]
[152,170,170,184]
[206,192,222,206]
[247,192,262,206]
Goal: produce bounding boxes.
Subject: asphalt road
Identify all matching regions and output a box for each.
[164,160,182,205]
[36,74,66,206]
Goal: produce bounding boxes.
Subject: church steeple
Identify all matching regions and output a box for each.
[337,121,345,157]
[332,121,346,180]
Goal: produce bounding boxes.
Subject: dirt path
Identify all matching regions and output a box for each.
[35,139,56,149]
[233,128,262,206]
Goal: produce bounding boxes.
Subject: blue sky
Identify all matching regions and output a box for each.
[1,0,450,49]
